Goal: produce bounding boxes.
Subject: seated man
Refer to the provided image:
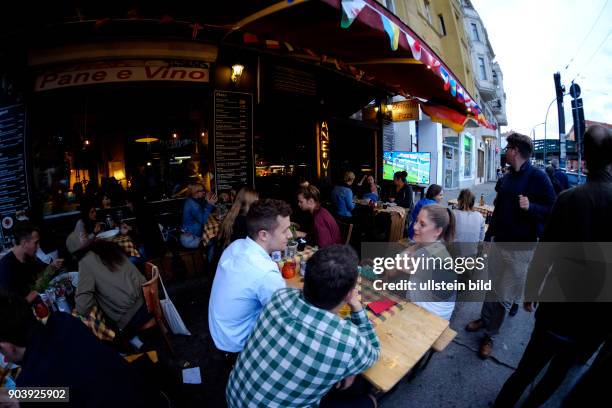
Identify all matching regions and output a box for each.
[0,292,165,407]
[297,185,342,248]
[226,245,380,408]
[0,223,63,303]
[208,199,291,358]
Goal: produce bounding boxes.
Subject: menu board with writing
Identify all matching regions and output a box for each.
[0,104,29,246]
[213,91,253,192]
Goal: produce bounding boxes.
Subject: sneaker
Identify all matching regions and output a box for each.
[479,336,493,359]
[465,319,485,332]
[509,303,519,317]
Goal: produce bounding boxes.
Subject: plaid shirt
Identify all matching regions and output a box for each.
[226,288,380,407]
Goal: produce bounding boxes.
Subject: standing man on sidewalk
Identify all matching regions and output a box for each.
[465,132,556,358]
[493,124,612,407]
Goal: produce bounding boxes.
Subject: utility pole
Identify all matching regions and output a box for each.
[553,72,566,168]
[569,82,585,182]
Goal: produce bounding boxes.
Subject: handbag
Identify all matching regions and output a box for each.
[159,274,192,336]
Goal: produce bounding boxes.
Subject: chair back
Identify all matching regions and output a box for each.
[142,263,163,319]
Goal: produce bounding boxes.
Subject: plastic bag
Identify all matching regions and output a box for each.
[159,274,191,336]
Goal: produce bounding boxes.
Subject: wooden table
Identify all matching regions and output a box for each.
[282,260,455,393]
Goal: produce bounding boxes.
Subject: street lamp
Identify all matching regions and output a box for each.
[530,122,545,139]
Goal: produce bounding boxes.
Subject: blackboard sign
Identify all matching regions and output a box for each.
[0,104,29,246]
[213,91,254,192]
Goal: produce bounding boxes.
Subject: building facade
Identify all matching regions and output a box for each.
[381,0,507,190]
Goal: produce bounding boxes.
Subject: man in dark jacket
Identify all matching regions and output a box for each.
[551,158,570,191]
[0,292,166,408]
[493,125,612,407]
[466,132,556,358]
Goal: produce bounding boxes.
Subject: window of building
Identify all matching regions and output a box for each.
[384,0,396,14]
[478,56,487,80]
[463,135,473,178]
[424,0,433,24]
[438,14,447,36]
[470,22,480,41]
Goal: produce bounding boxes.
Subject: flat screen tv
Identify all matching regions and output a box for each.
[383,151,431,184]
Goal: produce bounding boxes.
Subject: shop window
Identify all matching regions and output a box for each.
[471,23,480,41]
[30,85,212,217]
[438,15,447,36]
[423,0,433,24]
[478,57,487,81]
[463,135,473,178]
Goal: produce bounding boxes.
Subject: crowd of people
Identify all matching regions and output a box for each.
[0,125,610,407]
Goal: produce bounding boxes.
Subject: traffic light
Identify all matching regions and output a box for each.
[570,82,585,157]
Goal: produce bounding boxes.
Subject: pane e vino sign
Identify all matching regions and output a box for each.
[34,60,209,91]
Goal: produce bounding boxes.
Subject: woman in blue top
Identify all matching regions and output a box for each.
[180,183,217,248]
[408,183,443,239]
[330,171,356,219]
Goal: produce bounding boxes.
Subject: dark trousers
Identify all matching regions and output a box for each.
[319,376,375,408]
[494,328,583,408]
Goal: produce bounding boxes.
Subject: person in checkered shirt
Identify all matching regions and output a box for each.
[226,245,380,408]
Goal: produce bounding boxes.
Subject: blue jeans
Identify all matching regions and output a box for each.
[180,233,201,249]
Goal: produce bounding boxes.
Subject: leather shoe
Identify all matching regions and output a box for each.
[479,336,493,359]
[465,319,485,332]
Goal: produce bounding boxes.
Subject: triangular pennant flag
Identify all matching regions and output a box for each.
[381,15,400,51]
[457,86,465,103]
[341,0,367,29]
[450,78,457,97]
[439,66,450,90]
[405,33,422,60]
[265,40,280,49]
[243,33,258,44]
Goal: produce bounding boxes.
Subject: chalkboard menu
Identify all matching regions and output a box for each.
[213,91,253,191]
[0,104,29,246]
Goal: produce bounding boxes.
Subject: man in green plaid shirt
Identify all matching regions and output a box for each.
[227,245,380,407]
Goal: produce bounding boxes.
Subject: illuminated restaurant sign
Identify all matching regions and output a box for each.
[34,60,209,91]
[318,121,330,178]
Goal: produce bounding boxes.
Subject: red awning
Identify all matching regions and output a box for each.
[223,0,490,126]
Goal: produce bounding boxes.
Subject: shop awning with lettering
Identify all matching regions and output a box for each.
[223,0,493,129]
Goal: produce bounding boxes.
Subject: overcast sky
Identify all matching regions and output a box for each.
[471,0,611,139]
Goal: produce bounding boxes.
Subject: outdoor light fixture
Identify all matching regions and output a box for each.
[231,64,245,83]
[146,161,152,166]
[374,107,379,112]
[172,133,178,139]
[84,139,90,146]
[135,137,159,143]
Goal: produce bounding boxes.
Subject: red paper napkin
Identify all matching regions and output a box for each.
[367,298,397,315]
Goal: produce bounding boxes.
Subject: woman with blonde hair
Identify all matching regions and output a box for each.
[218,187,259,248]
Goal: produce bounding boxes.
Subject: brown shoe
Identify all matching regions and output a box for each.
[479,336,493,359]
[465,319,485,332]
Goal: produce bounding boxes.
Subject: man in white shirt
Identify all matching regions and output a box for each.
[209,198,292,361]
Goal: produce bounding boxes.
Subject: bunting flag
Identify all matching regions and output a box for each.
[265,40,281,49]
[449,78,457,97]
[405,32,422,60]
[243,33,259,44]
[439,67,450,91]
[456,86,465,103]
[340,0,367,29]
[381,15,400,51]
